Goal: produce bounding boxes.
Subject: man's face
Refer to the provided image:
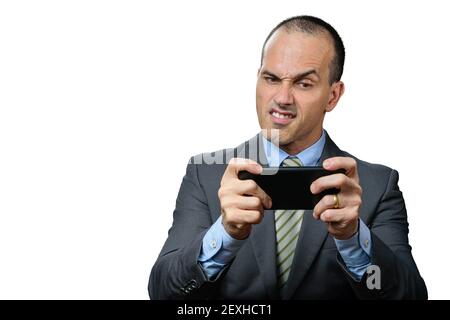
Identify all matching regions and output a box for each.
[256,29,344,153]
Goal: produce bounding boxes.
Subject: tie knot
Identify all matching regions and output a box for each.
[281,156,302,167]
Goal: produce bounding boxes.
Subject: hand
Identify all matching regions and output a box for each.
[218,158,272,240]
[310,157,362,240]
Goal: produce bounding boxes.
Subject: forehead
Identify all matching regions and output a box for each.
[262,29,334,77]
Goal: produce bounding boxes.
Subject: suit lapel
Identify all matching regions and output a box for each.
[282,131,345,299]
[250,209,279,299]
[281,208,328,298]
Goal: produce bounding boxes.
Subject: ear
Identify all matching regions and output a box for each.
[325,81,345,112]
[257,67,261,77]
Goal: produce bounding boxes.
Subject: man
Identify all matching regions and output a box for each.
[148,15,427,299]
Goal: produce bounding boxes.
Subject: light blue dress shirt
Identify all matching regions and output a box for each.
[198,130,372,281]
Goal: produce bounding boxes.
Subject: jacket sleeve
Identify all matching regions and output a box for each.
[148,158,225,299]
[337,169,428,299]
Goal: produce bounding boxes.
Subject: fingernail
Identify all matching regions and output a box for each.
[323,160,330,168]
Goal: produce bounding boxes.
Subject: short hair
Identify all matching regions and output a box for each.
[260,15,345,85]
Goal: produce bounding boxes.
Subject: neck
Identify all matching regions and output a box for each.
[280,127,323,155]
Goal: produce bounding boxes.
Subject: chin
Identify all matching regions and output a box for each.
[264,130,292,147]
[278,137,293,147]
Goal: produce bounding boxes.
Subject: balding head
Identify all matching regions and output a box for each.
[261,16,345,85]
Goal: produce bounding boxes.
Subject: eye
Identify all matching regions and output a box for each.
[296,81,313,89]
[263,76,279,84]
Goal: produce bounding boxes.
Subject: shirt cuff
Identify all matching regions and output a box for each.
[334,218,372,281]
[198,216,247,265]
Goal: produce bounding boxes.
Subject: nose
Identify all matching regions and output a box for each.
[273,81,294,106]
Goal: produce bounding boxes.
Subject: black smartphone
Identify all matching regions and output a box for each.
[238,167,345,210]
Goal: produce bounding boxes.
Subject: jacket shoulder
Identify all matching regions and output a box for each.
[341,150,397,191]
[188,136,256,167]
[188,147,236,166]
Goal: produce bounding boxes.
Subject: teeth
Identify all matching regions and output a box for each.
[272,111,293,119]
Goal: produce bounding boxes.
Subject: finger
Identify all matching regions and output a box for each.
[228,209,264,225]
[322,156,358,178]
[310,173,348,194]
[232,195,264,212]
[237,180,272,208]
[318,208,347,223]
[222,158,262,181]
[313,194,344,219]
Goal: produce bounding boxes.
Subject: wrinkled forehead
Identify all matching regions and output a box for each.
[261,29,334,78]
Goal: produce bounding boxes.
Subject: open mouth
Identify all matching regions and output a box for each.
[269,108,296,124]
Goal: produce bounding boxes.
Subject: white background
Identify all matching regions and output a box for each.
[0,0,448,299]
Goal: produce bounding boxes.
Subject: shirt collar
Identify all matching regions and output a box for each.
[261,130,326,167]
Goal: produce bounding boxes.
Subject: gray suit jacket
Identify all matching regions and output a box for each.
[149,132,427,299]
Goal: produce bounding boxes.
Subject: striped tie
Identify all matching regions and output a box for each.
[275,156,305,287]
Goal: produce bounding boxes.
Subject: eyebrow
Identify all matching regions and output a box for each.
[261,69,320,82]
